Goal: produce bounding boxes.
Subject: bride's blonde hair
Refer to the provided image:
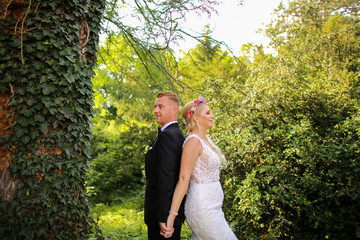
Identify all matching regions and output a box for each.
[182,100,226,167]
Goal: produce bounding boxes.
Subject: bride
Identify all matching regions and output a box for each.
[163,97,237,240]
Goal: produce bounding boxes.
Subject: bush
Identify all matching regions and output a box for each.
[90,191,192,239]
[210,2,360,238]
[215,80,360,239]
[87,123,155,204]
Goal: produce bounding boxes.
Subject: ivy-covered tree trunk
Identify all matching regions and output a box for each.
[0,0,104,239]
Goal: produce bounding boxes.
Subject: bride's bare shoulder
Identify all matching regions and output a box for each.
[183,136,202,157]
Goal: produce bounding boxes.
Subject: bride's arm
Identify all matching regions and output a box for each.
[166,137,202,231]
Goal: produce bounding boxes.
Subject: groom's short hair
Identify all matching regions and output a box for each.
[157,92,180,107]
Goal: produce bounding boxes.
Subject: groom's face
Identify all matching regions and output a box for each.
[154,96,175,126]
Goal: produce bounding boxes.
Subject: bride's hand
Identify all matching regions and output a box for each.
[166,214,176,233]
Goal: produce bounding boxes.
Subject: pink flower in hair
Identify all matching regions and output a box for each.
[188,96,207,119]
[198,96,206,103]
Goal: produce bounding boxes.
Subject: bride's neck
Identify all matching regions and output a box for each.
[192,129,207,139]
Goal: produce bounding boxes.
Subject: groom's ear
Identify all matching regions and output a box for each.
[172,106,178,114]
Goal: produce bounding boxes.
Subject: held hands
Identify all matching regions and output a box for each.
[159,212,177,239]
[159,222,174,238]
[164,212,177,238]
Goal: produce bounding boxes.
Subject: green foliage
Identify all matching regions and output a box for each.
[91,193,147,239]
[88,122,155,204]
[90,191,192,239]
[177,26,246,101]
[0,0,105,239]
[226,87,360,239]
[211,0,360,239]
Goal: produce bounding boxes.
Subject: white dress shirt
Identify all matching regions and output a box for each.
[161,121,178,132]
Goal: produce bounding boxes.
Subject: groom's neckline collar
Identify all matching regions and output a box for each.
[161,121,178,132]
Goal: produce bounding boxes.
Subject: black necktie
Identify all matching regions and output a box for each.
[158,127,162,135]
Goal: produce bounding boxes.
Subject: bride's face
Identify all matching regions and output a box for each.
[195,104,215,130]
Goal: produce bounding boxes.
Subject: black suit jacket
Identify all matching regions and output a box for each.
[144,123,185,226]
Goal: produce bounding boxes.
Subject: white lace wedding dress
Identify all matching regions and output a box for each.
[184,134,237,240]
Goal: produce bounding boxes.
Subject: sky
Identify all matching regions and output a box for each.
[171,0,284,55]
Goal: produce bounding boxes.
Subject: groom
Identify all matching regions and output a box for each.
[145,92,185,240]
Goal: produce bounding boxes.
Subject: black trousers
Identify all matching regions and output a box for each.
[147,224,182,240]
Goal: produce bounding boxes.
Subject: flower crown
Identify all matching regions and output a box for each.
[187,96,206,117]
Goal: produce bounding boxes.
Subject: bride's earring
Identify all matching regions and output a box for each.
[196,121,200,130]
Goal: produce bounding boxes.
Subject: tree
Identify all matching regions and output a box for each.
[0,1,105,239]
[177,25,246,100]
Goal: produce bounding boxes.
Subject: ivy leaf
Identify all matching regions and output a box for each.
[49,107,58,115]
[26,97,37,106]
[52,40,61,48]
[10,38,21,47]
[31,131,39,139]
[47,59,56,66]
[37,41,49,51]
[20,108,34,117]
[54,181,62,190]
[34,114,45,122]
[70,168,77,176]
[65,147,72,156]
[42,98,54,108]
[17,117,30,127]
[64,14,75,21]
[42,84,56,95]
[33,62,43,70]
[22,136,30,144]
[34,33,43,41]
[83,148,91,158]
[59,58,67,66]
[66,55,76,63]
[15,127,26,137]
[66,74,75,84]
[52,121,59,129]
[40,76,48,84]
[40,122,49,133]
[24,44,35,53]
[55,97,64,105]
[0,47,6,56]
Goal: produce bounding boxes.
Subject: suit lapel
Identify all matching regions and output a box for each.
[145,128,162,176]
[146,123,179,165]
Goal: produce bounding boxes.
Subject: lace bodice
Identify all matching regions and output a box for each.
[183,134,220,184]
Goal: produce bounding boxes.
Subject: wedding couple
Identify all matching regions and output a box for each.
[145,92,237,240]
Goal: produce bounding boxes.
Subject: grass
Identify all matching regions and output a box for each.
[91,192,192,239]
